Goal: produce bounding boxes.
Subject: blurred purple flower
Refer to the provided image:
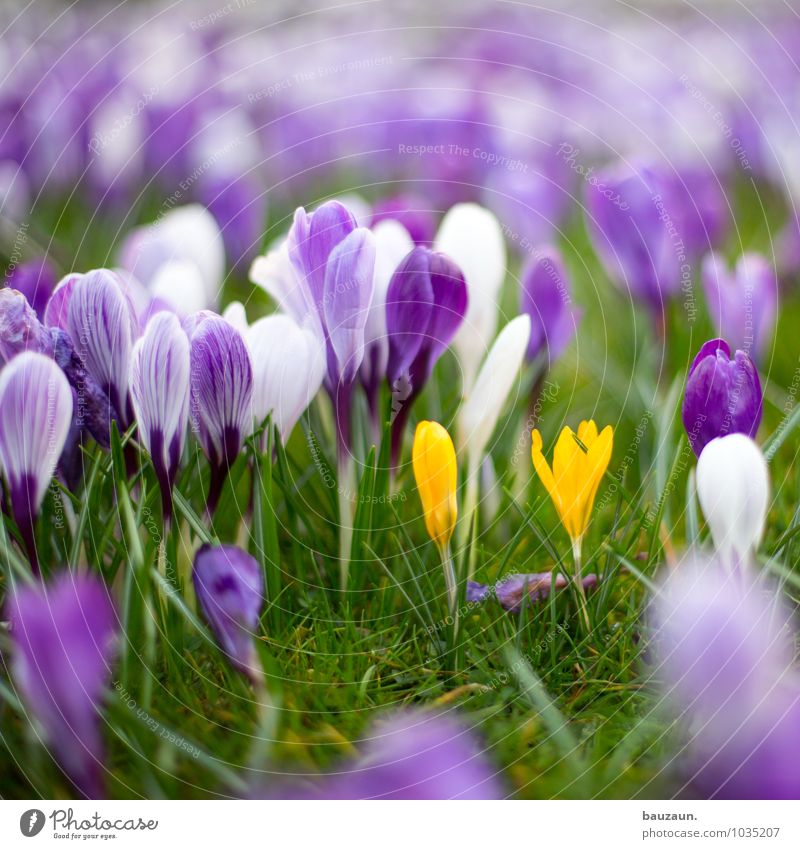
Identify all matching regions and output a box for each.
[652,553,800,799]
[0,352,72,573]
[193,544,264,679]
[130,312,190,524]
[519,246,580,365]
[188,315,253,515]
[682,338,762,456]
[8,572,117,797]
[468,571,598,613]
[701,252,776,360]
[4,258,57,320]
[371,194,437,245]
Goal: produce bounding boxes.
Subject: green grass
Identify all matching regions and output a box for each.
[1,176,799,799]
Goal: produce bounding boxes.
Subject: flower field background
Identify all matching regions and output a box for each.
[1,0,800,800]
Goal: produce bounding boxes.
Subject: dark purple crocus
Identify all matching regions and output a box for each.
[192,544,264,679]
[652,553,800,799]
[0,287,51,362]
[468,571,599,613]
[65,269,138,430]
[130,312,190,525]
[188,315,253,515]
[682,338,762,457]
[268,710,503,799]
[519,246,581,366]
[0,352,72,573]
[4,257,57,320]
[385,247,467,464]
[371,194,437,245]
[8,572,117,798]
[286,201,375,453]
[586,161,681,318]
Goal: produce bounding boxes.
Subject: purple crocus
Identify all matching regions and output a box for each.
[43,273,79,331]
[130,312,190,525]
[682,338,762,457]
[65,269,138,430]
[652,553,800,799]
[192,544,264,679]
[4,258,57,320]
[586,161,681,318]
[0,287,51,362]
[519,246,580,366]
[385,247,468,464]
[188,315,253,515]
[467,571,599,614]
[269,710,503,799]
[371,194,437,245]
[0,352,72,573]
[286,200,376,452]
[8,572,117,798]
[701,252,776,360]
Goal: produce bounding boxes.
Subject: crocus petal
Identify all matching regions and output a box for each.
[459,314,530,470]
[66,269,138,428]
[412,420,458,549]
[249,240,317,330]
[0,288,51,361]
[469,571,600,613]
[129,312,190,514]
[222,300,249,334]
[8,572,117,798]
[435,204,506,395]
[247,314,326,443]
[696,433,768,566]
[44,274,79,330]
[530,430,560,514]
[5,258,57,320]
[321,228,376,384]
[148,259,209,318]
[193,544,264,678]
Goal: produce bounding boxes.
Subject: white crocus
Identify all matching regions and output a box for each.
[246,314,326,444]
[434,203,507,396]
[222,300,249,334]
[696,433,769,567]
[458,314,531,563]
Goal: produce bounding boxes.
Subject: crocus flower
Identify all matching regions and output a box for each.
[519,247,580,365]
[696,434,768,568]
[192,543,264,679]
[585,161,680,317]
[682,338,762,457]
[371,193,437,245]
[246,314,326,445]
[0,287,51,362]
[467,571,599,613]
[701,252,776,361]
[385,247,468,464]
[65,269,138,430]
[652,553,800,799]
[129,312,190,524]
[434,203,506,396]
[4,257,57,320]
[43,273,79,331]
[268,710,503,799]
[0,352,72,573]
[530,421,613,562]
[8,572,117,798]
[188,315,253,514]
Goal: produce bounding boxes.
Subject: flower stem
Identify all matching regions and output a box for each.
[338,453,354,594]
[571,537,591,633]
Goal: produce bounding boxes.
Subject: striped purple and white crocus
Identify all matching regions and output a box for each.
[188,314,253,515]
[130,312,190,525]
[8,572,117,797]
[0,352,72,573]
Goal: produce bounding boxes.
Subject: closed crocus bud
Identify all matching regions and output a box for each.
[66,269,138,430]
[459,315,530,475]
[682,339,762,457]
[412,421,458,551]
[386,247,468,465]
[0,352,72,573]
[520,247,580,365]
[701,252,777,360]
[129,312,190,525]
[434,203,506,396]
[696,434,768,568]
[652,553,800,799]
[192,544,264,679]
[586,161,680,314]
[8,573,117,798]
[189,315,253,515]
[247,314,326,444]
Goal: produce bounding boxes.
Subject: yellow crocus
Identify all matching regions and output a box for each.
[530,421,613,549]
[413,420,458,550]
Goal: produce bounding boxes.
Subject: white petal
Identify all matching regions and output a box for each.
[696,433,769,566]
[435,203,507,394]
[458,314,530,467]
[222,301,249,334]
[249,241,319,332]
[149,260,209,317]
